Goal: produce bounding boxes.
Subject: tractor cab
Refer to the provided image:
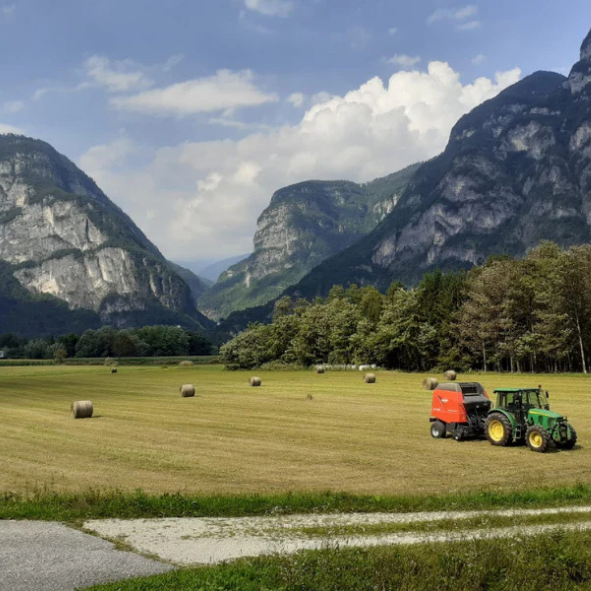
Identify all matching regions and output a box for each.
[485,387,577,453]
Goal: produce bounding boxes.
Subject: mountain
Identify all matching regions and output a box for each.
[277,31,591,299]
[167,262,212,306]
[217,28,591,334]
[0,135,212,337]
[198,163,420,320]
[198,254,250,283]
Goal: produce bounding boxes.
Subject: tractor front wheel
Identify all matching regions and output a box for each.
[485,413,512,447]
[555,426,577,450]
[430,420,447,439]
[526,426,551,453]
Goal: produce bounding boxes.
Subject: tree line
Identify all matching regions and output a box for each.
[0,325,212,361]
[220,242,591,374]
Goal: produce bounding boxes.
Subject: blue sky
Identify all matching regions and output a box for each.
[1,0,591,266]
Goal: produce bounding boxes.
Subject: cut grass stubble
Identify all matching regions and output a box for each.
[0,365,590,497]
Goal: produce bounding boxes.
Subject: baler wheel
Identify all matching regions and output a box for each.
[430,421,447,439]
[526,426,551,453]
[485,414,512,447]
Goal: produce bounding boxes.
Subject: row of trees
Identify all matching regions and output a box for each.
[0,325,212,360]
[220,242,591,373]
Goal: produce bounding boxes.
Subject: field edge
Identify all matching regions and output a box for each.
[4,484,591,521]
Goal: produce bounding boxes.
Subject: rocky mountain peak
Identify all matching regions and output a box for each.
[581,28,591,61]
[0,134,212,335]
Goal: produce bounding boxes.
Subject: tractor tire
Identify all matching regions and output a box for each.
[555,426,577,450]
[526,426,551,453]
[485,413,512,447]
[430,421,447,439]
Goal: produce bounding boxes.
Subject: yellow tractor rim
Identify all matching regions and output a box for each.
[529,431,543,448]
[489,420,505,442]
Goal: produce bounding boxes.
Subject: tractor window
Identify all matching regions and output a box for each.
[534,390,548,409]
[461,383,484,396]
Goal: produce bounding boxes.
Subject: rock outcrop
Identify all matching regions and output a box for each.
[222,26,591,311]
[0,135,211,336]
[198,164,420,319]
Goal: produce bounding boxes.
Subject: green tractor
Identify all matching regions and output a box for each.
[484,387,577,453]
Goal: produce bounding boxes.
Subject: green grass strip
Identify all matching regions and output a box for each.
[86,529,591,590]
[3,484,591,521]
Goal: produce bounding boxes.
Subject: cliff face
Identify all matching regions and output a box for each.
[284,28,591,300]
[0,135,210,336]
[198,164,420,320]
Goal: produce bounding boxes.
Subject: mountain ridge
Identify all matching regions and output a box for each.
[0,134,212,337]
[198,163,420,320]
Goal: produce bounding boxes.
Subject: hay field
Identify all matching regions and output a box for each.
[0,366,590,496]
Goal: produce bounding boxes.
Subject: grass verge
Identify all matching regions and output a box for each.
[4,485,591,521]
[85,529,591,590]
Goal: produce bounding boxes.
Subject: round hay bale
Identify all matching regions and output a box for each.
[71,400,93,419]
[111,368,118,374]
[180,384,195,397]
[315,366,325,374]
[423,378,439,391]
[250,377,262,387]
[444,370,457,381]
[364,373,376,384]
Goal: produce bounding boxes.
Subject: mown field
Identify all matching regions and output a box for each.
[0,366,590,496]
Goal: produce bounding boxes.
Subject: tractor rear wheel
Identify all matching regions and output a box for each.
[526,426,551,453]
[430,420,447,439]
[555,426,577,450]
[485,413,512,447]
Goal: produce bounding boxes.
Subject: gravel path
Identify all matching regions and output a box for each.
[0,521,173,591]
[84,505,591,566]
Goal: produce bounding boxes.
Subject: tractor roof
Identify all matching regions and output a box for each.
[493,388,540,393]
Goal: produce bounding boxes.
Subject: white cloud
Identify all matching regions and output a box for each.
[0,122,24,135]
[388,27,398,36]
[428,4,477,23]
[472,54,486,65]
[243,0,293,17]
[163,54,184,72]
[80,62,521,260]
[111,70,279,116]
[428,4,480,29]
[388,54,422,68]
[1,100,24,114]
[83,56,154,93]
[287,92,305,108]
[457,20,480,31]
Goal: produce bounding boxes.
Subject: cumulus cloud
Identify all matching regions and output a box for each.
[388,54,422,68]
[287,92,305,108]
[80,62,521,260]
[111,70,278,116]
[428,4,480,30]
[83,56,154,93]
[243,0,293,17]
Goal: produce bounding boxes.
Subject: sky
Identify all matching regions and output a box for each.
[1,0,591,268]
